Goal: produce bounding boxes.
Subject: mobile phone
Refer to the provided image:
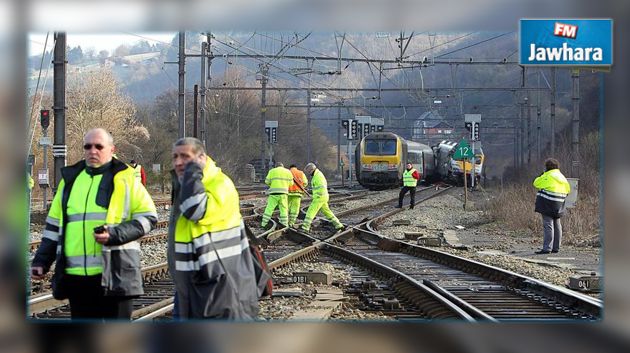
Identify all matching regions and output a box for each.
[94,225,106,234]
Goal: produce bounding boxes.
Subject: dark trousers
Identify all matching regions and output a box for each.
[65,274,134,320]
[398,186,416,208]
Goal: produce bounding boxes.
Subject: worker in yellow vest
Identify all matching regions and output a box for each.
[397,162,420,209]
[300,163,344,232]
[31,128,157,320]
[261,162,293,228]
[533,158,571,254]
[169,137,259,319]
[288,164,308,227]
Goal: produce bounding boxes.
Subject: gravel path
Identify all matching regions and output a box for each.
[377,187,602,297]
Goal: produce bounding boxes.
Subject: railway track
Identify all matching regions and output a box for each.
[322,224,602,321]
[31,186,593,322]
[27,188,402,319]
[30,263,173,319]
[259,185,601,321]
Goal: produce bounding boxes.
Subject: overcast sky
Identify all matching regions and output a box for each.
[28,32,176,56]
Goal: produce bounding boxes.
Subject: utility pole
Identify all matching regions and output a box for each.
[550,67,556,157]
[571,68,580,178]
[521,97,527,167]
[200,41,207,149]
[178,31,186,138]
[527,90,532,165]
[536,70,541,162]
[518,66,529,167]
[337,100,342,177]
[523,66,530,166]
[259,64,268,172]
[52,32,67,190]
[306,88,312,162]
[193,84,198,138]
[513,125,518,170]
[42,126,49,209]
[206,32,213,148]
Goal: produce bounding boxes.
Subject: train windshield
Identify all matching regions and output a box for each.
[365,139,397,155]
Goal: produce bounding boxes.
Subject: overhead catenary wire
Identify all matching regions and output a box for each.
[28,32,54,160]
[435,32,515,58]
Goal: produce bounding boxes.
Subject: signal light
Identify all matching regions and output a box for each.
[40,109,50,129]
[271,127,277,144]
[350,120,358,140]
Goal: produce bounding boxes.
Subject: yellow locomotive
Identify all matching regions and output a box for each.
[355,133,485,188]
[354,132,435,189]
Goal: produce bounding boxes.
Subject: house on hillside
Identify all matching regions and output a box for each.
[412,111,453,140]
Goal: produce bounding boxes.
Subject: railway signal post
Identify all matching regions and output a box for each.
[465,114,481,189]
[454,139,474,210]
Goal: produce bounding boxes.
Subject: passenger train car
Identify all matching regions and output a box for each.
[355,133,484,189]
[354,132,435,189]
[434,140,485,186]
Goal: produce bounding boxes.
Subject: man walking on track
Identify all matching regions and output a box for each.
[261,162,294,228]
[288,164,308,227]
[397,162,420,209]
[300,163,344,233]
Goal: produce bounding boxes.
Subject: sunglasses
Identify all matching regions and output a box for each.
[83,143,105,150]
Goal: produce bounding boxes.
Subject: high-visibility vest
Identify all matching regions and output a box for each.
[265,167,293,194]
[403,168,418,187]
[288,168,308,196]
[533,169,570,194]
[173,157,245,271]
[533,169,571,218]
[310,169,329,200]
[48,167,155,276]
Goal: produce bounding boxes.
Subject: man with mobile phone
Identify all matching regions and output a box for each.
[31,128,157,320]
[168,137,259,319]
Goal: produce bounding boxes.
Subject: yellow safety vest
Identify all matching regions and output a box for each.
[533,169,570,194]
[310,169,329,200]
[265,166,293,194]
[47,167,154,275]
[403,168,418,187]
[174,158,242,244]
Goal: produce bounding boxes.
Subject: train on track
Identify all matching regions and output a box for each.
[354,132,484,189]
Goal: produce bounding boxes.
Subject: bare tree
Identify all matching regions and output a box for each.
[65,68,149,163]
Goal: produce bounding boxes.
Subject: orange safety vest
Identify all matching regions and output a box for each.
[288,168,307,194]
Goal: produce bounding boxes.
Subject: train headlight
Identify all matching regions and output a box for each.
[362,164,372,170]
[388,164,397,170]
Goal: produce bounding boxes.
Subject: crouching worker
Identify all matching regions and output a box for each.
[169,137,259,319]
